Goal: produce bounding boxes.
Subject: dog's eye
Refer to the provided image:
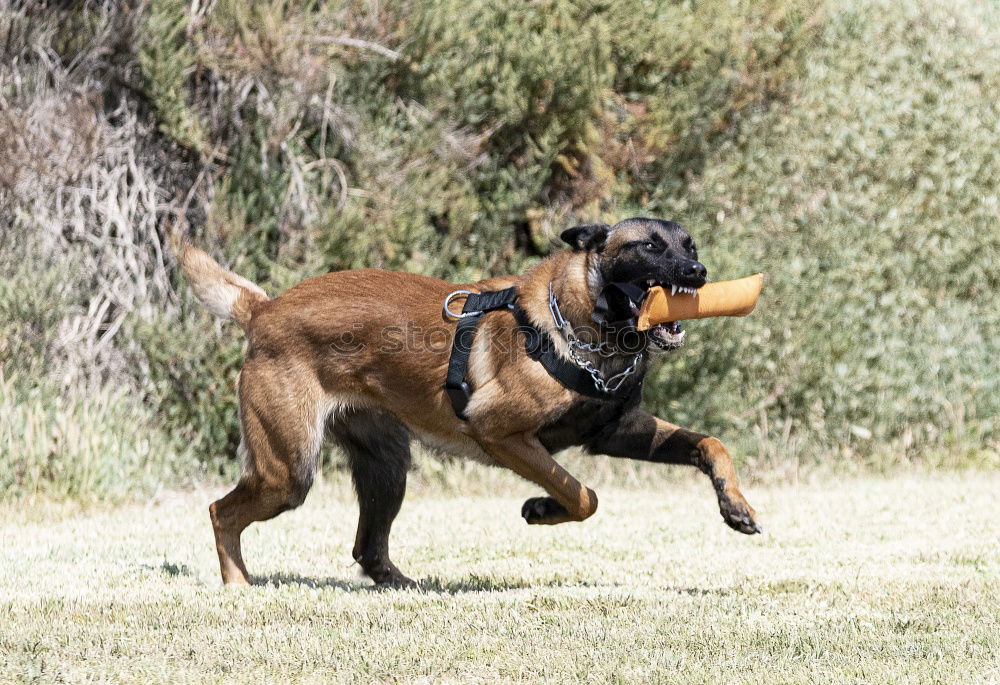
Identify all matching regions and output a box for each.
[643,242,658,251]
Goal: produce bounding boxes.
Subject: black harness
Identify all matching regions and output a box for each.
[443,287,633,419]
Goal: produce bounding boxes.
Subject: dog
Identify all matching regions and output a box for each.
[178,217,760,587]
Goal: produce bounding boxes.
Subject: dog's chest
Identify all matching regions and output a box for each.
[537,387,642,454]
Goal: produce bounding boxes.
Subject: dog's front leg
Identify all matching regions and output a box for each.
[591,410,761,534]
[478,432,599,525]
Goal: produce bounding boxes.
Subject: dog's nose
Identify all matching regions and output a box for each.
[682,261,707,282]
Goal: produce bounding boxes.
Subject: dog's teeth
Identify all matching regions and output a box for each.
[671,285,678,296]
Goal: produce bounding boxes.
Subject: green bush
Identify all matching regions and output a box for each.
[0,0,996,499]
[643,0,1000,471]
[0,373,206,501]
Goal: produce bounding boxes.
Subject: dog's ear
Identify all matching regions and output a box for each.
[560,224,610,252]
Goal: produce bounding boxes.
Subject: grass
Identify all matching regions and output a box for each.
[2,471,998,683]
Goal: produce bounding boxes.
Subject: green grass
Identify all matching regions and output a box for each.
[2,472,998,682]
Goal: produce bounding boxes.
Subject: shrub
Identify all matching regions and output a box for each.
[0,372,205,501]
[642,0,1000,471]
[0,0,996,499]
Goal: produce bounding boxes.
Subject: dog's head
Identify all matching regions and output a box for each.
[560,217,707,350]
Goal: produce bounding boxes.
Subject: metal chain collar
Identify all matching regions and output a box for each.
[547,283,643,393]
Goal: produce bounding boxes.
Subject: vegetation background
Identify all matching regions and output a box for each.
[1,0,997,501]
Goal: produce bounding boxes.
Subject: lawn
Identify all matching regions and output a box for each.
[2,471,998,683]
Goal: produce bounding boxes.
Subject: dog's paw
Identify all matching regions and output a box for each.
[363,559,419,589]
[719,495,762,535]
[521,496,568,525]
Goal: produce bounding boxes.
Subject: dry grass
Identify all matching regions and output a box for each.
[2,472,998,683]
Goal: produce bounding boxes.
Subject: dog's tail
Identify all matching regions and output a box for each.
[175,242,269,328]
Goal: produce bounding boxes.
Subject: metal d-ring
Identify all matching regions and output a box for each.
[443,290,479,319]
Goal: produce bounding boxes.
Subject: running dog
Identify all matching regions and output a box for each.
[178,217,760,587]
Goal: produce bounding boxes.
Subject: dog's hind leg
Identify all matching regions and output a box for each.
[209,363,328,586]
[330,408,414,588]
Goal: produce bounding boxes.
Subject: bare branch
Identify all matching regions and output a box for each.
[312,35,402,61]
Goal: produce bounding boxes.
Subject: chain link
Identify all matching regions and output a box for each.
[547,283,643,393]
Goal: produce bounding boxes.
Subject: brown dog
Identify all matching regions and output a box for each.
[179,217,760,587]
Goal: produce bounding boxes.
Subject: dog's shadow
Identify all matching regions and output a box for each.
[254,572,538,594]
[146,562,723,595]
[254,572,726,596]
[254,573,362,591]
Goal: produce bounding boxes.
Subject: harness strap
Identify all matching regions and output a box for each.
[445,286,638,420]
[444,287,518,419]
[592,281,649,327]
